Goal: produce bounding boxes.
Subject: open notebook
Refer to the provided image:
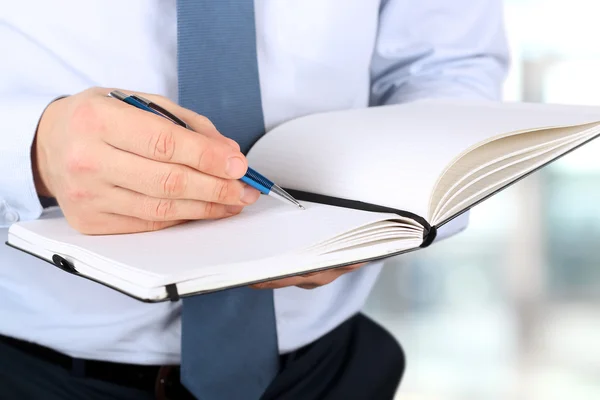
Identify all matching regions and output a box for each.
[7,99,600,302]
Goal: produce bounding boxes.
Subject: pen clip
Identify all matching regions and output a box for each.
[131,94,190,129]
[108,90,190,129]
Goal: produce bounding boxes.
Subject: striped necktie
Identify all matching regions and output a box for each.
[177,1,279,398]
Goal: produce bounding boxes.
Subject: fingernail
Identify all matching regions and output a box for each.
[226,156,246,178]
[241,187,260,204]
[226,205,244,214]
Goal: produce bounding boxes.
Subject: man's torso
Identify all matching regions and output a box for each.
[0,0,385,365]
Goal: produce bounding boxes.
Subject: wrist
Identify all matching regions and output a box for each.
[32,97,65,198]
[31,134,52,198]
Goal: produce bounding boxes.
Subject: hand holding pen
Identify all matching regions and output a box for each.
[108,90,304,209]
[31,87,298,236]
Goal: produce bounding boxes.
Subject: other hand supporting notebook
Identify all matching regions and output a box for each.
[7,99,600,302]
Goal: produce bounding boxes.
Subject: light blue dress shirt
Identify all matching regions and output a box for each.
[0,0,508,365]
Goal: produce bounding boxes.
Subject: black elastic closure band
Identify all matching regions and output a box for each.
[420,225,437,247]
[52,254,77,273]
[166,284,180,302]
[283,189,436,247]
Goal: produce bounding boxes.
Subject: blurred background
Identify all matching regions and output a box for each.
[364,0,600,399]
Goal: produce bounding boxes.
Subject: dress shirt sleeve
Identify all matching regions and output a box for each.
[0,95,61,226]
[370,0,510,105]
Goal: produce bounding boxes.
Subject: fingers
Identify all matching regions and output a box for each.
[251,272,338,290]
[101,146,261,205]
[96,87,239,149]
[50,88,253,237]
[130,92,242,151]
[251,263,366,290]
[101,97,248,179]
[102,186,245,222]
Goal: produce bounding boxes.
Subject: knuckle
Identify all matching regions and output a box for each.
[202,201,216,218]
[152,198,176,220]
[149,128,176,161]
[196,144,216,171]
[70,97,104,134]
[159,168,187,198]
[64,186,92,203]
[65,146,97,174]
[213,180,231,203]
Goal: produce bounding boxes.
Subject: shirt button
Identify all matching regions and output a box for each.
[0,200,20,225]
[4,210,19,224]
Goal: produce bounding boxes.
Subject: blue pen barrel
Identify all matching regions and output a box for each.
[241,167,274,194]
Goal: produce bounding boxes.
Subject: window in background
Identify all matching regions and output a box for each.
[365,1,600,399]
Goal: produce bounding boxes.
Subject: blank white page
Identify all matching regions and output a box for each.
[247,99,600,219]
[10,196,399,284]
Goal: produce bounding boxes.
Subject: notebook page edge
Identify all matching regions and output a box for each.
[428,121,600,221]
[432,127,600,226]
[431,124,598,219]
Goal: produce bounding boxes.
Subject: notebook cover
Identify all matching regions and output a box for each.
[5,196,437,303]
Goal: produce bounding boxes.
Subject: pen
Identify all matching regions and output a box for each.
[108,90,305,210]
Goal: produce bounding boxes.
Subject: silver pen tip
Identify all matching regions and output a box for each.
[298,204,306,210]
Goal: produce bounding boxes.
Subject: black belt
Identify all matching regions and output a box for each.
[0,334,193,399]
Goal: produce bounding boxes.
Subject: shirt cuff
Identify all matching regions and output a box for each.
[0,95,63,226]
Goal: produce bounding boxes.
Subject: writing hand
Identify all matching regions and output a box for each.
[32,87,260,234]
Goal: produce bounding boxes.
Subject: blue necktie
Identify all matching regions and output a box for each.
[177,1,279,399]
